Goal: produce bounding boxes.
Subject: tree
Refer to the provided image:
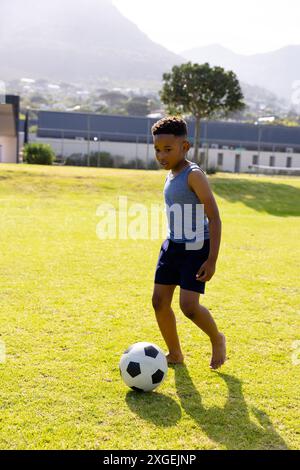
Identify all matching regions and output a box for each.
[160,62,245,168]
[125,97,150,116]
[99,91,128,108]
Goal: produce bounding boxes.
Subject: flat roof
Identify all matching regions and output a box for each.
[37,111,300,147]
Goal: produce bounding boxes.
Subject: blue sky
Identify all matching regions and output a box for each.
[113,0,300,55]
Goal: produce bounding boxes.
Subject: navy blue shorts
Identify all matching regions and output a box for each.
[154,238,210,294]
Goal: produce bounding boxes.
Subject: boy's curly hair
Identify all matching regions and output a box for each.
[151,116,188,137]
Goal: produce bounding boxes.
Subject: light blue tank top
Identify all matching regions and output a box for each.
[164,161,210,244]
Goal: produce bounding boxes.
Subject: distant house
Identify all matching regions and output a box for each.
[0,95,20,163]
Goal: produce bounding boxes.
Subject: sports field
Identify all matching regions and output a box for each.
[0,163,299,450]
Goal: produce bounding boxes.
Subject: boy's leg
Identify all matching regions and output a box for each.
[152,283,184,364]
[179,288,226,369]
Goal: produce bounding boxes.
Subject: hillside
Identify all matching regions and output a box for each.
[0,0,182,82]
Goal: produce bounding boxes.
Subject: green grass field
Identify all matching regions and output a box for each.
[0,163,299,450]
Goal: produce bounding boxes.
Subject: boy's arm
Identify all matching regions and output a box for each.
[188,170,222,279]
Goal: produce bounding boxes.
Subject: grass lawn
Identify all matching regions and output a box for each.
[0,163,299,450]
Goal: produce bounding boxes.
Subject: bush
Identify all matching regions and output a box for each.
[64,152,115,167]
[64,153,156,170]
[64,153,86,166]
[147,159,159,170]
[23,143,55,165]
[119,158,146,169]
[206,166,218,175]
[89,152,114,167]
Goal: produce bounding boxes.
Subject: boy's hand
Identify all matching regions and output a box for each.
[196,259,216,282]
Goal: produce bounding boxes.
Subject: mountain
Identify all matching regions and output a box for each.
[1,1,298,108]
[181,44,300,104]
[0,0,182,83]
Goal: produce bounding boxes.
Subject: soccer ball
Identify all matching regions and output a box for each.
[119,342,168,392]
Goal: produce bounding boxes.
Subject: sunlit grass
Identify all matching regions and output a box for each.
[0,163,299,449]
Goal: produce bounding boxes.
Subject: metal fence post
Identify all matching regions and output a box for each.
[146,119,151,170]
[87,114,90,167]
[135,135,139,169]
[257,124,262,177]
[61,130,64,163]
[97,135,101,167]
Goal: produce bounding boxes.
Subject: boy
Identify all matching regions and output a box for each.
[152,116,226,369]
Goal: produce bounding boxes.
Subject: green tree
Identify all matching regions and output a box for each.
[125,97,150,116]
[99,91,128,108]
[160,62,245,168]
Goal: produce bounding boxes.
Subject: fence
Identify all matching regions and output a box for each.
[23,131,158,169]
[21,127,300,173]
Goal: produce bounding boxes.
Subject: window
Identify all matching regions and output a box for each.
[269,156,275,167]
[234,154,241,173]
[286,156,292,168]
[253,155,258,165]
[217,153,223,166]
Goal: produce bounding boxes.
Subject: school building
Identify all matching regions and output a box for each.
[29,111,300,174]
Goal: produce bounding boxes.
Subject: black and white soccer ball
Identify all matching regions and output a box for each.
[119,342,168,392]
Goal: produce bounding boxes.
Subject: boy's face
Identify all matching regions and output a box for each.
[153,134,190,170]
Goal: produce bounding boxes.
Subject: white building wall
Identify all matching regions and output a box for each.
[209,149,300,172]
[21,134,300,172]
[21,134,156,164]
[0,136,17,163]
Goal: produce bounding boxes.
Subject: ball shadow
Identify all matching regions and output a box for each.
[125,389,181,427]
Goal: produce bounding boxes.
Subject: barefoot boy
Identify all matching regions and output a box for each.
[152,116,226,369]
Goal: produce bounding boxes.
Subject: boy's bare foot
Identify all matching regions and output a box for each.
[210,333,226,370]
[166,352,184,365]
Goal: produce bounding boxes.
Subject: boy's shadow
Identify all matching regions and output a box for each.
[174,365,288,450]
[210,178,300,217]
